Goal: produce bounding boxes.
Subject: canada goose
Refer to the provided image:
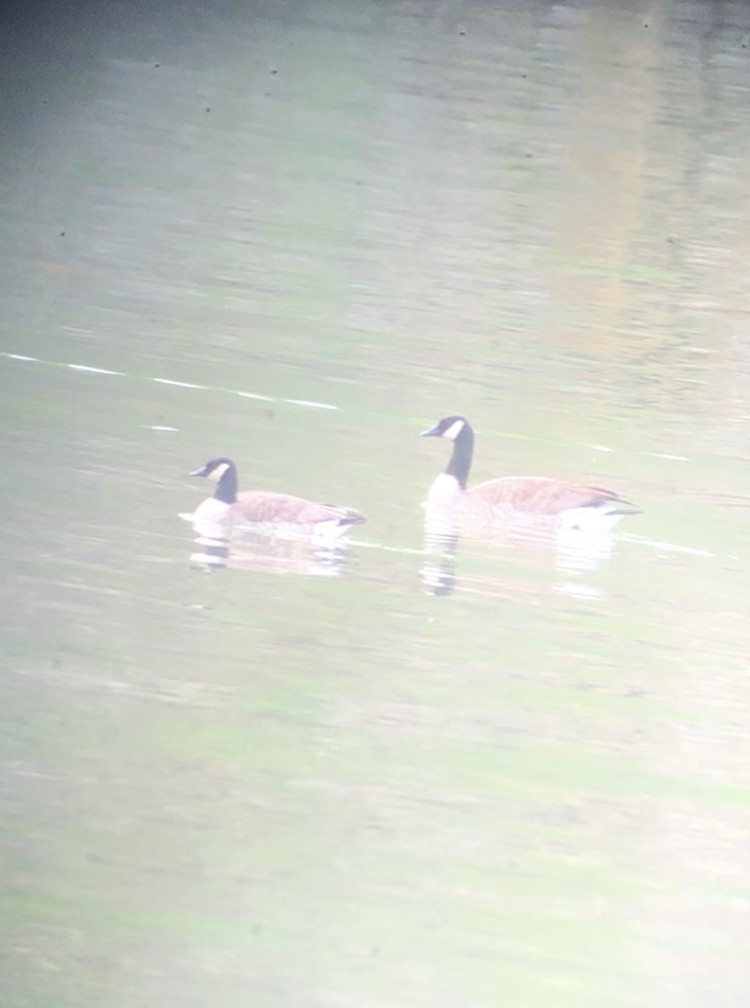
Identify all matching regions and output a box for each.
[421,416,640,533]
[187,457,366,540]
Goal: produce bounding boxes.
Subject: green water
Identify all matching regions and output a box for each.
[2,1,750,1006]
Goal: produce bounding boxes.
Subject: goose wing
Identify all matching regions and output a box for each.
[468,477,632,515]
[234,491,365,525]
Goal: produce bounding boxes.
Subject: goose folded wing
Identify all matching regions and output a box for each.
[234,491,362,525]
[467,477,627,514]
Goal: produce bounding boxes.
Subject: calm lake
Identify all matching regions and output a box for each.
[2,1,750,1005]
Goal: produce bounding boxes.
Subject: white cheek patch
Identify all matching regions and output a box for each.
[208,463,229,483]
[443,419,465,441]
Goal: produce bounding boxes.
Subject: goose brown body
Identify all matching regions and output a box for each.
[188,458,366,538]
[467,476,629,515]
[229,490,364,528]
[422,416,639,532]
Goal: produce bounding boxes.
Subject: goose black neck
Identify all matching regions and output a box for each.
[214,463,238,504]
[445,424,473,489]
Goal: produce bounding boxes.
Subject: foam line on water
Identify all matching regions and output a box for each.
[1,351,339,412]
[153,378,205,389]
[619,533,715,557]
[68,364,125,375]
[349,538,426,555]
[286,398,338,410]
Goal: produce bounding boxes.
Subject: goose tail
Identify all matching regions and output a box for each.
[605,498,643,518]
[312,506,366,542]
[333,507,367,528]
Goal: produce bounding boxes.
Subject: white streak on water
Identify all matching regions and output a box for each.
[285,399,338,410]
[234,391,274,401]
[5,353,340,410]
[620,533,714,557]
[68,364,125,375]
[349,539,426,555]
[153,378,205,389]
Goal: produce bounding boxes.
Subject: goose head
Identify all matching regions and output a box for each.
[190,457,238,503]
[190,457,235,481]
[421,415,470,441]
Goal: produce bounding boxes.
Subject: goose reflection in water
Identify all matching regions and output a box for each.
[420,526,460,596]
[189,527,354,577]
[420,516,616,599]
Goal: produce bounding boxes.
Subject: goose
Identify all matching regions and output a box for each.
[421,416,640,533]
[186,457,366,541]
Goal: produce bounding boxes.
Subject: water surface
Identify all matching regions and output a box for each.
[2,1,750,1006]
